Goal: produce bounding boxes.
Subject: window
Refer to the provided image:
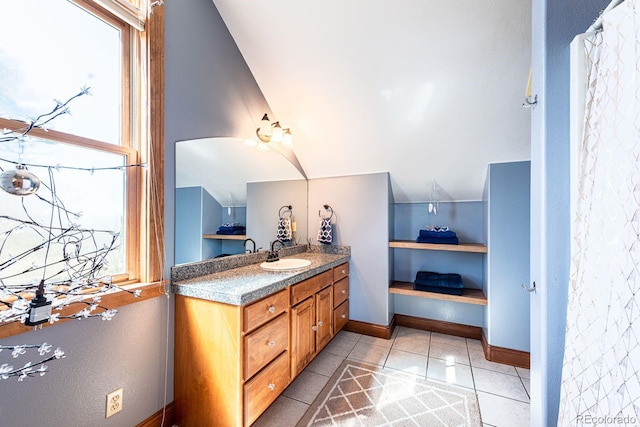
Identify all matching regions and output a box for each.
[0,0,163,305]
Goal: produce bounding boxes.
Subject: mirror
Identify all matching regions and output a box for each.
[175,137,308,265]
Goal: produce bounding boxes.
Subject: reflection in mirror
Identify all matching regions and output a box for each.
[175,137,307,265]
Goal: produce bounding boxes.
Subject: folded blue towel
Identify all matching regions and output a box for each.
[217,224,246,235]
[413,271,463,295]
[414,271,463,288]
[416,236,459,245]
[419,229,457,239]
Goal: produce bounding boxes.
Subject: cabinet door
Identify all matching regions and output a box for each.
[291,296,315,377]
[315,286,333,352]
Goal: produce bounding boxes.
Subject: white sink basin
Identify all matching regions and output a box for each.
[260,258,311,271]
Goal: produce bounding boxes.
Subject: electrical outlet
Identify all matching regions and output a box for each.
[106,387,123,418]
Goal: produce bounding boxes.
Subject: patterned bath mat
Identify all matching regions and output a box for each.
[296,360,482,427]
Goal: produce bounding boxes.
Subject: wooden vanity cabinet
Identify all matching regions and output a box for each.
[175,288,290,427]
[290,263,350,377]
[175,262,350,426]
[290,270,333,376]
[333,263,350,334]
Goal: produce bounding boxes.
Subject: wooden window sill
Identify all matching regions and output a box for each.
[0,281,168,339]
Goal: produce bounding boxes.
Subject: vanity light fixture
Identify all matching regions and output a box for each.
[255,113,293,146]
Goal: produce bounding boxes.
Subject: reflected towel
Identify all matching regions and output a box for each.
[277,217,292,242]
[217,223,246,235]
[317,217,332,244]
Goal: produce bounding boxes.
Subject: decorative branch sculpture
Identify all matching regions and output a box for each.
[0,88,143,381]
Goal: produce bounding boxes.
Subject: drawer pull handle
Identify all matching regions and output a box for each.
[341,289,347,294]
[268,305,276,313]
[341,314,347,319]
[341,269,346,274]
[268,340,276,347]
[268,383,276,391]
[312,325,318,331]
[318,320,323,326]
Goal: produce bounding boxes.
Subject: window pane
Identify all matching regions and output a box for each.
[0,138,126,287]
[0,0,122,144]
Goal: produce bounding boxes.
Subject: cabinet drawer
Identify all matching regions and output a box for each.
[334,300,349,333]
[333,277,349,307]
[333,263,349,282]
[244,351,290,426]
[244,289,289,333]
[244,313,288,380]
[291,270,332,305]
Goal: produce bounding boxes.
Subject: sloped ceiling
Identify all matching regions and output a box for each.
[212,0,532,202]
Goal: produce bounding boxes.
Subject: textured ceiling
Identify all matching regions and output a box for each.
[212,0,532,202]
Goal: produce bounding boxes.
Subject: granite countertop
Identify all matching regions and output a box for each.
[171,251,350,306]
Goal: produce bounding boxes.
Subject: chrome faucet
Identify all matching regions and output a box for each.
[266,239,285,262]
[243,238,257,253]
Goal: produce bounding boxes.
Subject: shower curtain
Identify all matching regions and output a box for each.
[559,0,640,424]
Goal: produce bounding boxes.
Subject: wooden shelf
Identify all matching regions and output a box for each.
[389,281,487,306]
[389,240,487,253]
[203,234,247,241]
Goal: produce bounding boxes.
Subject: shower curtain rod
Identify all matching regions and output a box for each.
[587,0,625,32]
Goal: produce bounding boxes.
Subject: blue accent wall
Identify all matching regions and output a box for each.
[176,186,205,264]
[484,161,530,352]
[391,201,485,327]
[201,187,223,260]
[308,173,390,326]
[531,1,610,424]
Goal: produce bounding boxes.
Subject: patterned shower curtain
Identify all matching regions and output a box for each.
[558,0,640,426]
[558,0,640,425]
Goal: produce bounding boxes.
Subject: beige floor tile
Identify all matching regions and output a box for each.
[305,350,345,377]
[466,338,484,352]
[392,333,430,355]
[426,357,475,389]
[469,349,518,375]
[358,334,394,348]
[282,370,330,404]
[323,333,359,357]
[429,341,471,365]
[476,391,530,427]
[336,330,362,341]
[522,377,530,398]
[431,332,467,348]
[347,341,391,366]
[516,366,531,379]
[396,326,430,339]
[252,395,309,427]
[472,367,529,402]
[384,349,428,376]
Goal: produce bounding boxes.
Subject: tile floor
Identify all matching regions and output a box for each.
[253,327,530,427]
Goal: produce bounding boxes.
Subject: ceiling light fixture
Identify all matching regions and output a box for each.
[255,113,293,147]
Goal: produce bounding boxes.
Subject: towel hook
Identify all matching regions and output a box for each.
[522,94,537,109]
[319,204,334,220]
[279,205,292,218]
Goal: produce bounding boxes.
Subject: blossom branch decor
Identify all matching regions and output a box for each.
[0,343,65,381]
[0,89,144,380]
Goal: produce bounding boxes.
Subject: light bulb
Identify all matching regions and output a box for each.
[271,122,283,143]
[282,128,293,147]
[0,165,40,196]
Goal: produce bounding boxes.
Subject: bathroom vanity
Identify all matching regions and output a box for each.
[172,247,350,426]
